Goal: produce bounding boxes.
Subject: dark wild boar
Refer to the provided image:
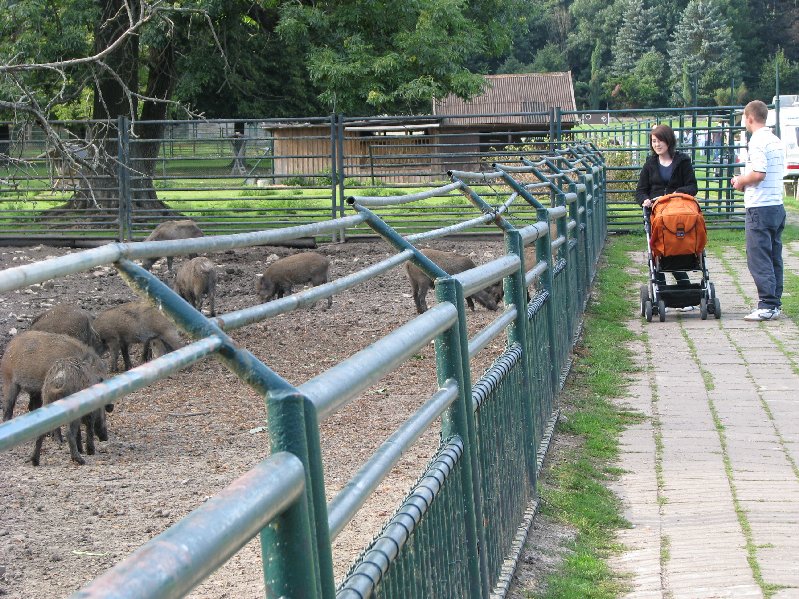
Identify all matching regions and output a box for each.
[30,304,104,354]
[31,357,107,466]
[141,219,204,272]
[1,331,106,422]
[174,257,217,316]
[256,252,332,308]
[405,248,503,314]
[94,301,183,371]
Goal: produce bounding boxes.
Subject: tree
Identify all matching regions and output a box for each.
[530,43,569,72]
[2,0,517,214]
[484,0,555,74]
[609,51,670,108]
[276,0,520,114]
[752,49,799,103]
[668,0,741,105]
[611,0,667,75]
[588,43,604,110]
[566,0,625,85]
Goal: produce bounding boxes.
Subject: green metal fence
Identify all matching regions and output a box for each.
[0,107,740,240]
[561,106,745,230]
[0,142,605,598]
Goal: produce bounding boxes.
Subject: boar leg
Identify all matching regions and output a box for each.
[67,420,86,465]
[94,409,108,442]
[30,433,47,466]
[120,343,133,370]
[83,417,96,455]
[2,382,21,421]
[409,279,428,314]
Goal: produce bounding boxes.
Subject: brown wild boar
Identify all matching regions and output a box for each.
[141,219,204,272]
[256,252,332,308]
[1,331,106,422]
[405,249,504,314]
[94,301,183,371]
[174,257,217,316]
[31,357,107,466]
[30,304,104,354]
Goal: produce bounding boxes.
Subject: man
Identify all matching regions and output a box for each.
[732,100,786,321]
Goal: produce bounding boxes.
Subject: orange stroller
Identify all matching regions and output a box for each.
[640,193,721,322]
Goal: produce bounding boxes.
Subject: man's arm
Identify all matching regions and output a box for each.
[731,170,765,191]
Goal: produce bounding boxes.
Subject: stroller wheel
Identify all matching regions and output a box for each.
[640,285,650,317]
[700,298,708,320]
[658,299,666,322]
[645,300,653,322]
[708,282,716,300]
[713,297,721,319]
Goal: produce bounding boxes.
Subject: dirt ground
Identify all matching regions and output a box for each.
[0,237,569,598]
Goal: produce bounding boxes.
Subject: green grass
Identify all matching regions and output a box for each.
[533,235,643,598]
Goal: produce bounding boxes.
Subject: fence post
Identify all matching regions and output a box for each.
[506,164,561,400]
[727,107,736,213]
[543,160,574,345]
[434,278,489,599]
[576,169,591,292]
[554,106,562,143]
[336,114,346,242]
[329,113,339,241]
[263,388,338,599]
[117,115,132,242]
[503,230,540,488]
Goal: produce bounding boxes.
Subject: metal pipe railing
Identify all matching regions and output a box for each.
[302,303,459,421]
[327,380,459,539]
[71,453,306,599]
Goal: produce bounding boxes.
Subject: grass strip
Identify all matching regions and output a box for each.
[533,235,643,599]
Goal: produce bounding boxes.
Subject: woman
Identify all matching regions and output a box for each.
[636,124,698,207]
[637,124,698,287]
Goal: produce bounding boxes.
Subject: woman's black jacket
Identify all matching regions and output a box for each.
[635,151,698,205]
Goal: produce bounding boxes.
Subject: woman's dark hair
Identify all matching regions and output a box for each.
[650,124,677,158]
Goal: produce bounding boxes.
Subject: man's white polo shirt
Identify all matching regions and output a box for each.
[744,127,785,208]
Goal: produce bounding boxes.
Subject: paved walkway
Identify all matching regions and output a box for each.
[610,240,799,598]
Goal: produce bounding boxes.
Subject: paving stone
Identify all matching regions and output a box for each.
[612,249,799,597]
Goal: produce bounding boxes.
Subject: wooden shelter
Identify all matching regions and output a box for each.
[269,72,578,184]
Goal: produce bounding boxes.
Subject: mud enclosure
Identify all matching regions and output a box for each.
[0,237,551,598]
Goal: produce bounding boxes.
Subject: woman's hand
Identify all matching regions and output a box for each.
[642,199,653,208]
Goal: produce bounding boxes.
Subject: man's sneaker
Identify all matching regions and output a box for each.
[744,307,781,321]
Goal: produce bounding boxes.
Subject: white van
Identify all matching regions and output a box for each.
[766,95,799,179]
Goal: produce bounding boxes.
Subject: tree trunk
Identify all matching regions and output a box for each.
[69,0,141,213]
[69,0,179,219]
[130,40,179,218]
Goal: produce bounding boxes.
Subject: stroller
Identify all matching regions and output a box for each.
[641,193,721,322]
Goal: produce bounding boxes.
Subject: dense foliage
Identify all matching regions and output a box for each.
[1,0,798,119]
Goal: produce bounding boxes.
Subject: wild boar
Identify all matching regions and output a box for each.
[174,257,217,316]
[404,249,504,314]
[1,331,106,422]
[30,304,104,354]
[94,301,183,371]
[141,219,204,272]
[256,252,332,308]
[31,357,107,466]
